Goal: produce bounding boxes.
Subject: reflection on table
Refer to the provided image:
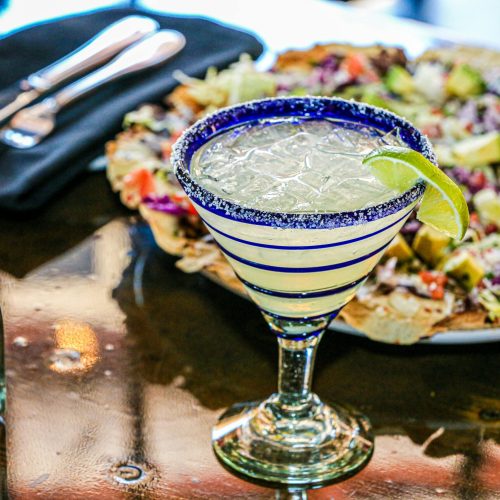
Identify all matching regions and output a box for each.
[2,214,499,498]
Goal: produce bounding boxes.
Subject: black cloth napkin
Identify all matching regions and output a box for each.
[0,8,263,212]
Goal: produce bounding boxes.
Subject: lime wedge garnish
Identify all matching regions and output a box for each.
[363,146,470,240]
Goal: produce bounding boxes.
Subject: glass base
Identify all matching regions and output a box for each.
[212,393,374,487]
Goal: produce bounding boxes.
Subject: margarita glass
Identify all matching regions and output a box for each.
[172,97,434,486]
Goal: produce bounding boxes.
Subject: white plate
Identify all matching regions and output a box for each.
[328,320,500,345]
[201,270,500,345]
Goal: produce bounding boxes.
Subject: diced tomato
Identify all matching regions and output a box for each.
[343,53,366,78]
[161,132,183,160]
[430,285,445,300]
[171,193,198,216]
[170,130,183,142]
[469,212,480,224]
[161,142,173,159]
[171,193,187,204]
[422,124,441,139]
[419,270,436,284]
[468,171,487,192]
[186,201,198,216]
[485,223,498,235]
[123,168,155,198]
[435,274,448,286]
[419,270,447,287]
[362,68,380,83]
[419,271,447,299]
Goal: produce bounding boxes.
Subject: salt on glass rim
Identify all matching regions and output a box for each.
[172,96,433,229]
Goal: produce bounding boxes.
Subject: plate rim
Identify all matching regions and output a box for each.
[200,269,500,345]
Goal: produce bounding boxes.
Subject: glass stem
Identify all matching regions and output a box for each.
[277,334,322,409]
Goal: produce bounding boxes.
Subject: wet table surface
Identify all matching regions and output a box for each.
[1,171,500,499]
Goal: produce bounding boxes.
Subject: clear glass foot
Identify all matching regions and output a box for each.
[212,393,373,486]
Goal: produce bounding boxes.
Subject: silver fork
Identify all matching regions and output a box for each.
[0,30,185,149]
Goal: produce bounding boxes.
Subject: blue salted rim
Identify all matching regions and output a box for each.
[172,97,434,229]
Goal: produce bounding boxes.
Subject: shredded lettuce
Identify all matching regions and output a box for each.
[123,105,158,129]
[478,289,500,321]
[173,54,276,110]
[123,105,182,133]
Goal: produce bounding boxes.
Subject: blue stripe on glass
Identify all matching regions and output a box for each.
[240,275,366,298]
[217,240,392,273]
[274,327,326,340]
[200,208,412,250]
[260,308,341,322]
[189,188,422,230]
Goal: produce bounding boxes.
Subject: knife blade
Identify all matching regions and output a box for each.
[0,15,159,124]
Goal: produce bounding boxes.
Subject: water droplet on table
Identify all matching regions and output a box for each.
[13,336,28,347]
[49,348,83,372]
[111,463,147,485]
[172,375,186,388]
[29,473,49,487]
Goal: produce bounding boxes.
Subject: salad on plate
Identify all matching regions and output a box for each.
[106,43,500,344]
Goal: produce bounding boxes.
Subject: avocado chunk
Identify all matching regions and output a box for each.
[412,225,451,265]
[385,233,414,262]
[385,65,415,96]
[452,131,500,167]
[359,87,426,121]
[446,64,485,98]
[473,188,500,225]
[443,251,485,290]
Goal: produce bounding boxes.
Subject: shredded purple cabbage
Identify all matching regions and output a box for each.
[448,167,496,195]
[318,54,338,70]
[143,195,188,216]
[483,101,500,131]
[401,219,422,235]
[458,95,500,132]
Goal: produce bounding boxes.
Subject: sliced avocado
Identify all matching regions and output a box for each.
[385,233,414,262]
[452,131,500,167]
[412,225,451,265]
[446,64,485,98]
[443,252,485,290]
[385,65,415,96]
[473,188,500,225]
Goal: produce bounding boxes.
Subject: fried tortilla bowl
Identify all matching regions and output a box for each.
[106,42,500,345]
[417,45,500,72]
[137,206,499,345]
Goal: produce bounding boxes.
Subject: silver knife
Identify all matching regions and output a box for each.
[0,15,159,123]
[0,30,186,149]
